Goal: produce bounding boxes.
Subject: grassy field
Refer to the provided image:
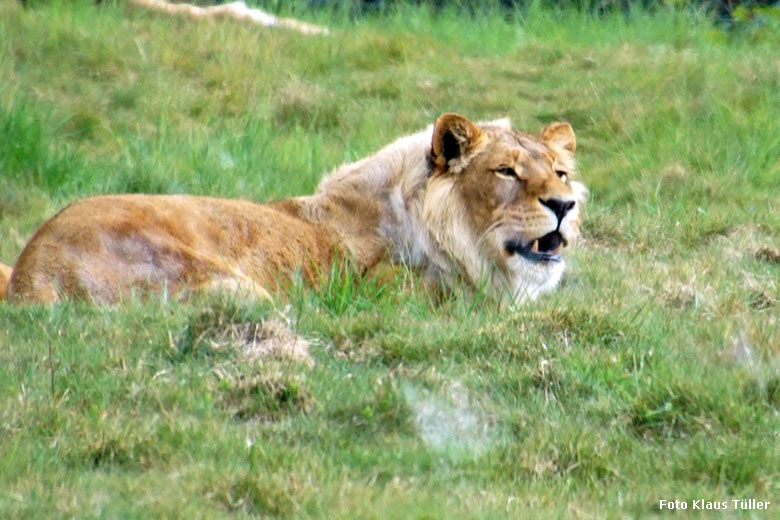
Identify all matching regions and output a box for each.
[1,0,779,517]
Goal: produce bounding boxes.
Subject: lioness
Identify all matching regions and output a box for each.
[4,113,585,305]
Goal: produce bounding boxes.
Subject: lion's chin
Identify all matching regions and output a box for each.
[505,256,566,302]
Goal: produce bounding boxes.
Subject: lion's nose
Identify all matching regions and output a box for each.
[539,198,575,223]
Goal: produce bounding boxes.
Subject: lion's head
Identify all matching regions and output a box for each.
[423,113,586,302]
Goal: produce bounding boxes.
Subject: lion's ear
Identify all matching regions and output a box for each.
[431,113,483,172]
[541,122,576,154]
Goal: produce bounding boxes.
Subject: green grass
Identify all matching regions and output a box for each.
[1,0,779,517]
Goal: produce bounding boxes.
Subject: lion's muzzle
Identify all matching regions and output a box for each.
[504,230,566,264]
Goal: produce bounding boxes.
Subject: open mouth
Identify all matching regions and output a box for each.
[504,231,566,263]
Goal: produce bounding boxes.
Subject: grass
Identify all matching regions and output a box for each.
[1,0,779,517]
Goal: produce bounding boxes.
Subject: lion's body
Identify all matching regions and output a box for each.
[0,262,12,301]
[6,196,337,303]
[4,114,585,305]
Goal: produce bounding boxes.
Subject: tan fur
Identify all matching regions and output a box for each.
[0,263,12,301]
[5,114,585,305]
[423,115,585,302]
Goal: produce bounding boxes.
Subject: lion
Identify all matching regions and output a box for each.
[3,113,585,305]
[127,0,330,36]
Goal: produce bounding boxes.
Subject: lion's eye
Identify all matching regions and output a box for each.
[555,170,568,183]
[496,167,519,180]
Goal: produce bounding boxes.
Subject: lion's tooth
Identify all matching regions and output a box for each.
[531,240,539,253]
